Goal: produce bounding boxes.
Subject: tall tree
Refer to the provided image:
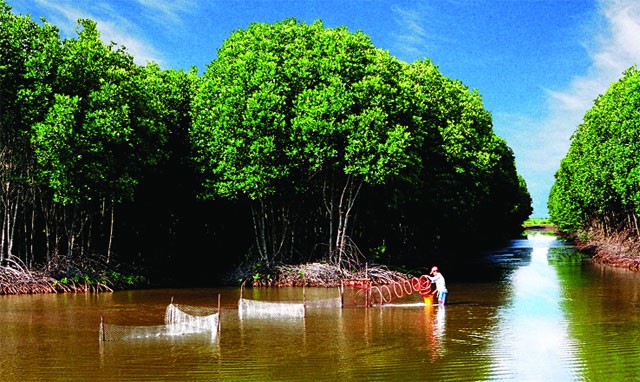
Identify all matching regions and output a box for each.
[550,66,640,237]
[0,2,60,262]
[372,59,531,262]
[31,20,171,262]
[191,19,412,268]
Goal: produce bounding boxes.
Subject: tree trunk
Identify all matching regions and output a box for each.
[249,198,292,268]
[325,173,363,270]
[322,175,335,255]
[107,200,114,263]
[0,207,6,262]
[250,201,270,267]
[8,195,19,258]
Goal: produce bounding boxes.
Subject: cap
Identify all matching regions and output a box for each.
[430,266,438,274]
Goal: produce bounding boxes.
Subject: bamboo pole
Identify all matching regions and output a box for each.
[217,293,221,333]
[99,316,105,342]
[365,262,370,308]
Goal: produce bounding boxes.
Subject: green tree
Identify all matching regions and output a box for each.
[31,20,171,261]
[193,19,530,270]
[192,19,412,267]
[374,59,530,260]
[549,66,640,236]
[0,2,61,262]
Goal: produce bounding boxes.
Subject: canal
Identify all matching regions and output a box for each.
[1,233,639,381]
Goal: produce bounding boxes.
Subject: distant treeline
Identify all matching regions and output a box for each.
[549,66,640,239]
[0,3,531,285]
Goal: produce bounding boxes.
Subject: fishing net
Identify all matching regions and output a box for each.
[99,303,219,341]
[165,303,219,333]
[350,275,433,306]
[303,296,342,309]
[237,284,343,319]
[238,298,305,319]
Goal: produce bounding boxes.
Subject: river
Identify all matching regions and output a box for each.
[1,233,639,381]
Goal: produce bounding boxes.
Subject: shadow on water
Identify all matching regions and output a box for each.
[1,233,640,381]
[430,234,575,284]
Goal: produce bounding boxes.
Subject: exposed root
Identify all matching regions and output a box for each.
[254,262,410,288]
[0,256,69,294]
[235,236,411,287]
[1,252,140,295]
[575,227,640,271]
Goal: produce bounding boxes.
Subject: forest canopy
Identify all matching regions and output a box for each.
[549,66,640,238]
[190,18,532,270]
[0,3,531,287]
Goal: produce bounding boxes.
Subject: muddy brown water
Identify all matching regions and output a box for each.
[1,234,639,381]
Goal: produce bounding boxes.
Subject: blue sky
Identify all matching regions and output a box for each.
[9,0,640,217]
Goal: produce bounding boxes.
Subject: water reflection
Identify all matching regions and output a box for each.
[489,234,581,381]
[429,305,446,361]
[5,235,640,381]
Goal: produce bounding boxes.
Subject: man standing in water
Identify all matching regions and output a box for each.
[427,266,448,305]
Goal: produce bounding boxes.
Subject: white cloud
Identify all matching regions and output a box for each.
[99,20,162,66]
[550,0,640,117]
[597,0,640,70]
[135,0,198,25]
[390,5,433,62]
[31,0,166,66]
[392,6,427,40]
[509,0,640,216]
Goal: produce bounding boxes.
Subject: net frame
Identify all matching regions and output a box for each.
[99,295,221,342]
[344,275,433,306]
[238,297,305,319]
[303,296,342,309]
[237,283,344,319]
[165,303,219,335]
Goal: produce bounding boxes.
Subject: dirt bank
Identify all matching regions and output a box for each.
[248,262,412,288]
[523,224,558,233]
[573,229,640,272]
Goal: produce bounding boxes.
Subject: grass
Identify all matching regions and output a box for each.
[523,217,553,227]
[521,217,557,236]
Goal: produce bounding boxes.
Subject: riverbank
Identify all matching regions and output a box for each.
[0,261,112,294]
[573,228,640,271]
[523,224,557,234]
[0,255,145,295]
[522,218,557,234]
[0,255,410,294]
[525,220,640,271]
[231,262,412,288]
[5,224,638,295]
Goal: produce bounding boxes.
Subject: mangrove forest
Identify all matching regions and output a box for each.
[0,3,532,293]
[549,66,640,270]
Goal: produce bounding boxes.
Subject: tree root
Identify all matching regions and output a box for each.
[575,228,640,271]
[254,262,409,287]
[1,255,129,295]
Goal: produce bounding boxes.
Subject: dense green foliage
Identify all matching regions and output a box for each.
[0,3,530,285]
[549,67,640,237]
[191,19,416,267]
[191,19,531,269]
[382,60,531,262]
[0,3,199,281]
[32,20,171,206]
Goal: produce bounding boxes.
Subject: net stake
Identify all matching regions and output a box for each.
[217,293,221,332]
[99,316,105,342]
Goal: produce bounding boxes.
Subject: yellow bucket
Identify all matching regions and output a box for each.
[423,295,433,305]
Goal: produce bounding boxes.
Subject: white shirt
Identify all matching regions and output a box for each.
[428,273,447,293]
